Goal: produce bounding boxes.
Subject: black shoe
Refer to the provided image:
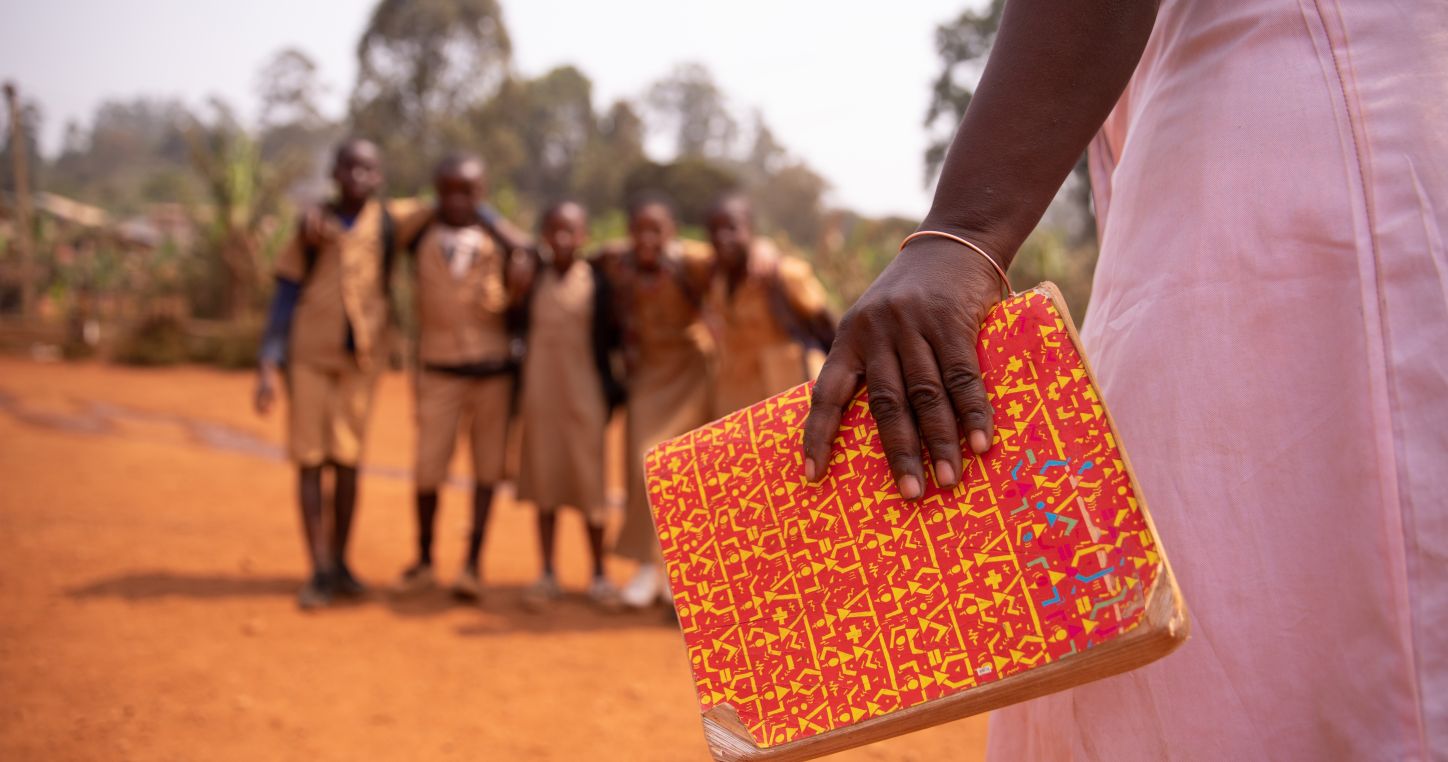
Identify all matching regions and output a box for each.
[333,564,367,599]
[297,572,335,610]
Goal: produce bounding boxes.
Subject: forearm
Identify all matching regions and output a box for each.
[259,278,301,367]
[922,0,1159,264]
[477,203,532,252]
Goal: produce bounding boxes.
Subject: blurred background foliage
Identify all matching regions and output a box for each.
[1,0,1100,365]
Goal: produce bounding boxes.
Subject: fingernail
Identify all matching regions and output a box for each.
[970,430,990,455]
[898,474,922,500]
[804,457,818,482]
[934,459,956,487]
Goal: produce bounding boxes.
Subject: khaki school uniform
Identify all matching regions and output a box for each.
[273,200,397,467]
[614,240,715,563]
[709,240,831,417]
[516,259,610,523]
[412,222,515,491]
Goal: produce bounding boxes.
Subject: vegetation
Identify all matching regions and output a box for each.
[3,0,1102,363]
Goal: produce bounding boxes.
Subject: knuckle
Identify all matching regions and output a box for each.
[867,388,907,424]
[963,406,995,427]
[906,381,948,416]
[885,296,912,325]
[942,363,985,398]
[810,380,841,411]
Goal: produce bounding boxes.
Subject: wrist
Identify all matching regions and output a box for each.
[915,214,1022,271]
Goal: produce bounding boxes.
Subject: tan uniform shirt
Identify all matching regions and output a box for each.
[273,200,395,370]
[413,222,512,367]
[709,240,830,416]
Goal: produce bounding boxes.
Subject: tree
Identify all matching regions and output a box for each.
[623,158,739,229]
[572,99,646,214]
[3,83,43,320]
[1,88,43,196]
[753,162,828,248]
[255,48,338,200]
[646,62,738,161]
[257,48,328,130]
[733,115,828,247]
[923,0,1005,186]
[47,97,197,213]
[349,0,513,194]
[480,65,596,205]
[186,100,300,319]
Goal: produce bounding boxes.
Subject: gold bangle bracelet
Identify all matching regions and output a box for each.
[899,230,1011,296]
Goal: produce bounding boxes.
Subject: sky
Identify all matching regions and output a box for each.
[0,0,980,217]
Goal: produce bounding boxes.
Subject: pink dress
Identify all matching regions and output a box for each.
[987,1,1448,759]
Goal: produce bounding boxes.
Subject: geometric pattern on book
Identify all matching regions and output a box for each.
[645,287,1162,748]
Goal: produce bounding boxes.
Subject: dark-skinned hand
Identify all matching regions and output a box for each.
[801,236,1005,500]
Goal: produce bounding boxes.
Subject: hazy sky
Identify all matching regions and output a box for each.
[0,0,980,216]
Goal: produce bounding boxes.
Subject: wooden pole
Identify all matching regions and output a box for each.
[4,80,37,322]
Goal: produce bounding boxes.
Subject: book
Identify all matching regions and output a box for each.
[644,282,1188,761]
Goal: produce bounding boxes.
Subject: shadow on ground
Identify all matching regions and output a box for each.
[65,571,679,636]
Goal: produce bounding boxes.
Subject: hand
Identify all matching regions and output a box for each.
[254,363,281,416]
[506,249,536,303]
[299,205,332,249]
[747,240,781,280]
[801,236,1004,499]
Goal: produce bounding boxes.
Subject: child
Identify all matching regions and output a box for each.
[254,138,395,610]
[608,195,715,609]
[396,153,528,602]
[513,201,624,609]
[705,193,836,417]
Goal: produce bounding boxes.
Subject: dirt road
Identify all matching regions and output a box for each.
[0,356,988,761]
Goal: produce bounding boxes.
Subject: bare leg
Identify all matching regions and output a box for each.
[465,482,494,573]
[522,505,562,611]
[585,515,620,609]
[537,507,558,577]
[586,520,607,580]
[331,462,364,597]
[298,465,328,572]
[414,489,439,567]
[297,465,332,609]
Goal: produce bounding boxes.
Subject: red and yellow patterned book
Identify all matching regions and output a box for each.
[644,283,1188,761]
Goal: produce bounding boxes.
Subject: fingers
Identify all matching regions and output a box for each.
[931,318,995,456]
[898,331,962,488]
[301,207,326,246]
[862,350,926,500]
[802,348,861,484]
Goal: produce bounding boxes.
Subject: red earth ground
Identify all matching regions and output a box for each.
[0,356,989,761]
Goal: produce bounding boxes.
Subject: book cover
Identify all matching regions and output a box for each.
[644,283,1187,761]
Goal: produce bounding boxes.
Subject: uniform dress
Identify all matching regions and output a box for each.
[272,200,393,467]
[614,241,715,564]
[709,240,830,418]
[412,222,515,492]
[986,2,1448,759]
[516,258,610,523]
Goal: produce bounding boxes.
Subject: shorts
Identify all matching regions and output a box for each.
[286,361,381,467]
[414,369,513,490]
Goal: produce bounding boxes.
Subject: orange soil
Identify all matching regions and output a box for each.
[0,356,988,761]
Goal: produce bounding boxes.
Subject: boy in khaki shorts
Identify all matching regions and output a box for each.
[397,153,528,601]
[255,138,403,609]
